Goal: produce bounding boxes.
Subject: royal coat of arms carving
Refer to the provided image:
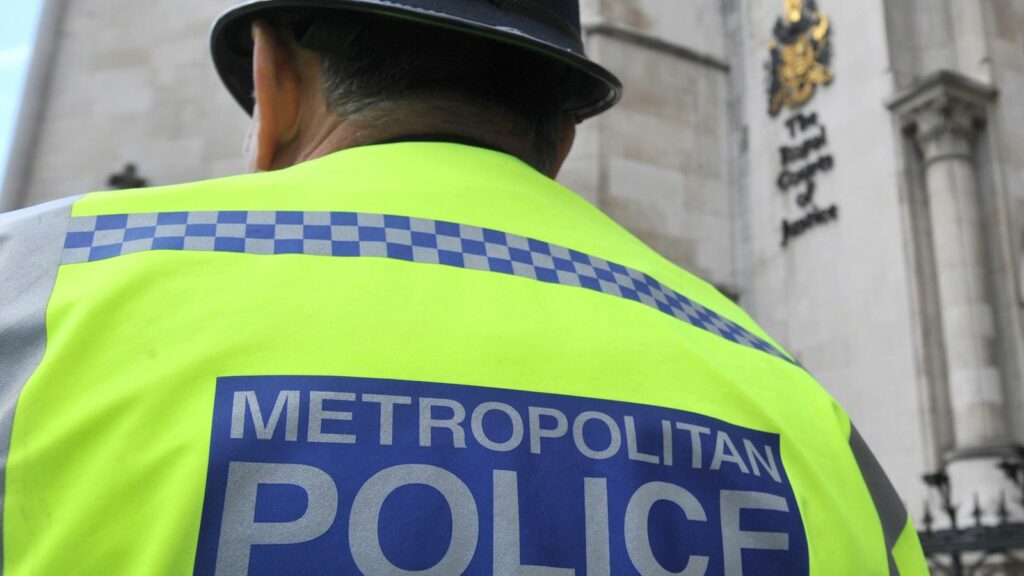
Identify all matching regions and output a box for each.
[767,0,834,116]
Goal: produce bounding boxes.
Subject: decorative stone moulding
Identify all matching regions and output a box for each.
[887,70,997,163]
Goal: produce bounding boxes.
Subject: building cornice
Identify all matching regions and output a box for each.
[583,23,730,73]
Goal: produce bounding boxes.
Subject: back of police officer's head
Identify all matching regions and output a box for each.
[246,10,575,176]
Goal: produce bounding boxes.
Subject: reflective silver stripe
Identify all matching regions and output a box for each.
[850,424,906,576]
[0,196,76,572]
[60,210,796,364]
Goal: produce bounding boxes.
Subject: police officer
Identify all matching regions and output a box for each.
[0,0,927,574]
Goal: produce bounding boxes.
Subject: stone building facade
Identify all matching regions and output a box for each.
[6,0,1024,562]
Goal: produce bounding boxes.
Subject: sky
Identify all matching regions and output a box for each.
[0,0,45,185]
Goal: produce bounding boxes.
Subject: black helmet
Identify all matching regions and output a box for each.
[210,0,622,122]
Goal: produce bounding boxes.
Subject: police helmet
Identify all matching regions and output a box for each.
[210,0,623,122]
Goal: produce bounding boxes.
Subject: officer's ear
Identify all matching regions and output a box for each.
[250,19,303,171]
[547,114,577,178]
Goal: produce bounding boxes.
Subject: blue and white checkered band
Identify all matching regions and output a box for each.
[62,211,793,364]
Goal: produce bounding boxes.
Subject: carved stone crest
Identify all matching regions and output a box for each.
[767,0,834,116]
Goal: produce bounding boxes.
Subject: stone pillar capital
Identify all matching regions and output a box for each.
[910,99,984,163]
[888,70,996,164]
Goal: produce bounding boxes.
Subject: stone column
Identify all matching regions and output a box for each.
[890,71,1012,515]
[914,89,1005,451]
[892,71,1005,454]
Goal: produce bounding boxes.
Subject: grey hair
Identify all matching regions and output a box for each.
[277,10,567,173]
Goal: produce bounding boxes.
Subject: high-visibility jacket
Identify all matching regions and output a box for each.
[0,142,926,575]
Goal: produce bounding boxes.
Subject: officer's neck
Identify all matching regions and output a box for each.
[287,112,547,174]
[264,97,569,177]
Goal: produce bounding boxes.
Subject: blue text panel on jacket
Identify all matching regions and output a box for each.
[194,376,809,575]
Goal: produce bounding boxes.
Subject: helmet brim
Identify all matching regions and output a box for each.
[210,0,622,122]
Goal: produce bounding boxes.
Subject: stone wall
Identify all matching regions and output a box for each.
[563,0,736,290]
[983,0,1024,443]
[8,0,249,208]
[731,0,929,509]
[882,0,1024,516]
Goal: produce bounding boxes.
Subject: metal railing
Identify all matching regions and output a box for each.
[921,463,1024,575]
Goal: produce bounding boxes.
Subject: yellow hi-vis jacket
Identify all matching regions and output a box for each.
[0,142,926,575]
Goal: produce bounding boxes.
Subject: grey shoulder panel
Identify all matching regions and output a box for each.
[0,196,76,387]
[850,424,908,576]
[0,195,77,572]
